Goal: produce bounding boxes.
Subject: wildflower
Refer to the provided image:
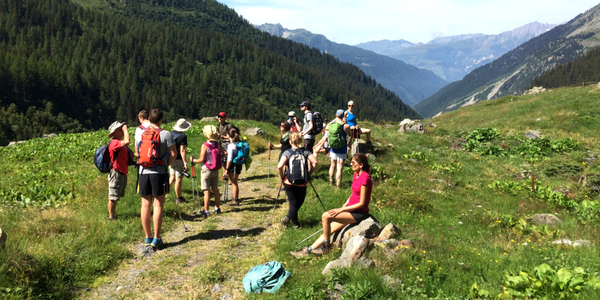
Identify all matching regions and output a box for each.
[523,242,528,245]
[459,222,463,224]
[410,267,413,270]
[583,162,586,165]
[495,260,499,263]
[511,239,515,243]
[449,228,453,230]
[496,220,502,223]
[427,260,432,263]
[423,250,426,254]
[439,267,442,270]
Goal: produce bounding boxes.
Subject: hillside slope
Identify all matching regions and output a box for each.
[256,24,448,106]
[415,3,600,118]
[0,0,419,146]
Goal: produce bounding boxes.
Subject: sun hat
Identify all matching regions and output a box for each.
[203,125,219,142]
[348,100,354,106]
[217,112,226,118]
[288,111,296,117]
[108,121,125,136]
[336,109,345,118]
[173,118,191,132]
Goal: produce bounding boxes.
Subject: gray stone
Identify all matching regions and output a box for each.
[7,141,26,146]
[573,240,592,247]
[525,131,541,139]
[200,117,218,122]
[323,236,369,274]
[350,139,367,157]
[523,86,546,95]
[387,144,394,148]
[139,245,155,257]
[382,275,402,288]
[0,228,6,250]
[552,239,591,247]
[377,223,400,240]
[553,239,573,246]
[42,133,57,138]
[530,214,563,225]
[331,216,381,249]
[355,257,374,269]
[408,124,425,134]
[220,294,232,300]
[244,127,265,136]
[211,284,223,293]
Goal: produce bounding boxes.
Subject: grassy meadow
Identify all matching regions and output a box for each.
[2,85,600,299]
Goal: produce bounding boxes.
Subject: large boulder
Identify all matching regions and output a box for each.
[331,216,381,249]
[244,127,265,136]
[530,214,562,225]
[377,223,401,240]
[323,236,370,274]
[398,119,425,134]
[200,117,218,122]
[0,228,6,250]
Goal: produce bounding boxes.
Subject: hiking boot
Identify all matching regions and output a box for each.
[329,180,335,186]
[144,237,153,246]
[310,242,332,256]
[151,238,163,249]
[280,216,291,227]
[289,247,310,258]
[108,216,117,221]
[175,197,188,204]
[213,207,221,214]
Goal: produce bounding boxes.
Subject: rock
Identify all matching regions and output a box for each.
[573,240,592,247]
[350,139,367,157]
[387,144,394,148]
[116,286,123,292]
[377,223,400,240]
[42,133,57,138]
[382,275,402,288]
[211,284,223,293]
[7,141,26,146]
[530,214,563,225]
[408,124,425,134]
[525,131,541,139]
[523,86,546,95]
[200,117,218,122]
[355,257,375,269]
[139,245,155,257]
[366,153,376,162]
[0,228,6,250]
[244,127,265,136]
[220,294,232,300]
[399,119,425,134]
[552,239,592,247]
[323,236,369,274]
[331,216,381,248]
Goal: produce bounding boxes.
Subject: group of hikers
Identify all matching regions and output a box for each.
[102,100,374,257]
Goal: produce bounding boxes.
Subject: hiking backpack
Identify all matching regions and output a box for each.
[94,144,112,173]
[242,261,291,294]
[309,111,324,135]
[137,127,165,168]
[204,142,222,170]
[232,140,250,166]
[286,149,309,185]
[328,122,346,150]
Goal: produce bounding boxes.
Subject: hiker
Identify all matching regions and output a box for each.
[134,110,150,157]
[344,100,371,144]
[328,110,353,187]
[269,122,292,160]
[217,112,235,180]
[287,111,301,132]
[299,101,316,153]
[225,127,243,206]
[107,121,131,220]
[277,132,318,228]
[169,118,191,204]
[290,153,372,257]
[190,125,226,216]
[137,109,177,249]
[313,127,330,158]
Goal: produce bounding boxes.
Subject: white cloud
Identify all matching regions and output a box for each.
[220,0,600,44]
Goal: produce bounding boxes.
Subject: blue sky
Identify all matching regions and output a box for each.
[218,0,600,45]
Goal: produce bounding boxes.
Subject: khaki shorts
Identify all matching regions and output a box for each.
[108,169,127,201]
[200,167,219,190]
[169,159,184,178]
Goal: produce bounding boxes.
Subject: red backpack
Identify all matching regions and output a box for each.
[137,127,165,168]
[204,142,222,170]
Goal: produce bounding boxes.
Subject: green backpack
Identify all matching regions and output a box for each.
[328,122,346,149]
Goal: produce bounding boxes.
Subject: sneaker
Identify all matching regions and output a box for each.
[280,216,291,227]
[144,237,153,246]
[200,210,211,218]
[310,242,332,256]
[175,197,188,204]
[213,207,221,214]
[329,180,335,186]
[289,247,310,258]
[108,216,117,220]
[151,238,163,249]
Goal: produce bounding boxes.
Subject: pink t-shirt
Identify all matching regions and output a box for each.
[109,138,129,175]
[347,171,372,212]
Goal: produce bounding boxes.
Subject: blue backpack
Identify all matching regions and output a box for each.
[243,261,290,294]
[94,144,112,173]
[232,140,250,165]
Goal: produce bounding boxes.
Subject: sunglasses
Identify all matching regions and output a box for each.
[217,116,224,119]
[348,105,353,107]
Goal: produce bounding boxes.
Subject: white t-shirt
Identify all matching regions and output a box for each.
[227,142,238,162]
[134,121,151,148]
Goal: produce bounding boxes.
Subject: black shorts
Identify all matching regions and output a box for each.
[350,211,370,223]
[227,163,243,175]
[138,173,169,197]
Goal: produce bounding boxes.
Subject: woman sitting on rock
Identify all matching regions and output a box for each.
[290,153,372,257]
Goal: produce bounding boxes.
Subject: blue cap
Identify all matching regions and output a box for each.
[336,109,345,118]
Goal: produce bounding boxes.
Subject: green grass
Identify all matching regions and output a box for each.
[3,85,600,299]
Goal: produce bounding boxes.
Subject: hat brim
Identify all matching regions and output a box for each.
[173,121,191,132]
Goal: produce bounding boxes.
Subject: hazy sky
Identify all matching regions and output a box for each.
[218,0,600,45]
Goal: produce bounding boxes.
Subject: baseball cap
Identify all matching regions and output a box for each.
[336,109,345,118]
[288,111,296,117]
[299,101,310,107]
[217,112,226,118]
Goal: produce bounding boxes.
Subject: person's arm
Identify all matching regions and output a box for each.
[307,154,318,175]
[192,144,207,165]
[120,125,130,147]
[344,124,353,145]
[167,144,176,166]
[180,144,188,171]
[226,144,233,169]
[330,186,368,217]
[277,155,288,179]
[293,119,302,132]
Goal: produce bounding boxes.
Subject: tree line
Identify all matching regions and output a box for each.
[530,45,600,89]
[0,0,419,146]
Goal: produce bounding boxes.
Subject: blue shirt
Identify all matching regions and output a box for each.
[346,110,357,127]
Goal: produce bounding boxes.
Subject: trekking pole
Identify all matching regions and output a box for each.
[309,181,327,211]
[169,188,189,232]
[297,228,323,245]
[268,143,271,188]
[267,179,284,226]
[191,164,200,212]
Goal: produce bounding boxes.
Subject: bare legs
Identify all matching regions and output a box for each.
[203,186,221,211]
[310,211,356,250]
[329,158,345,186]
[140,194,165,239]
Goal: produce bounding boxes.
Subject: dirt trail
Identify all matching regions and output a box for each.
[86,151,287,300]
